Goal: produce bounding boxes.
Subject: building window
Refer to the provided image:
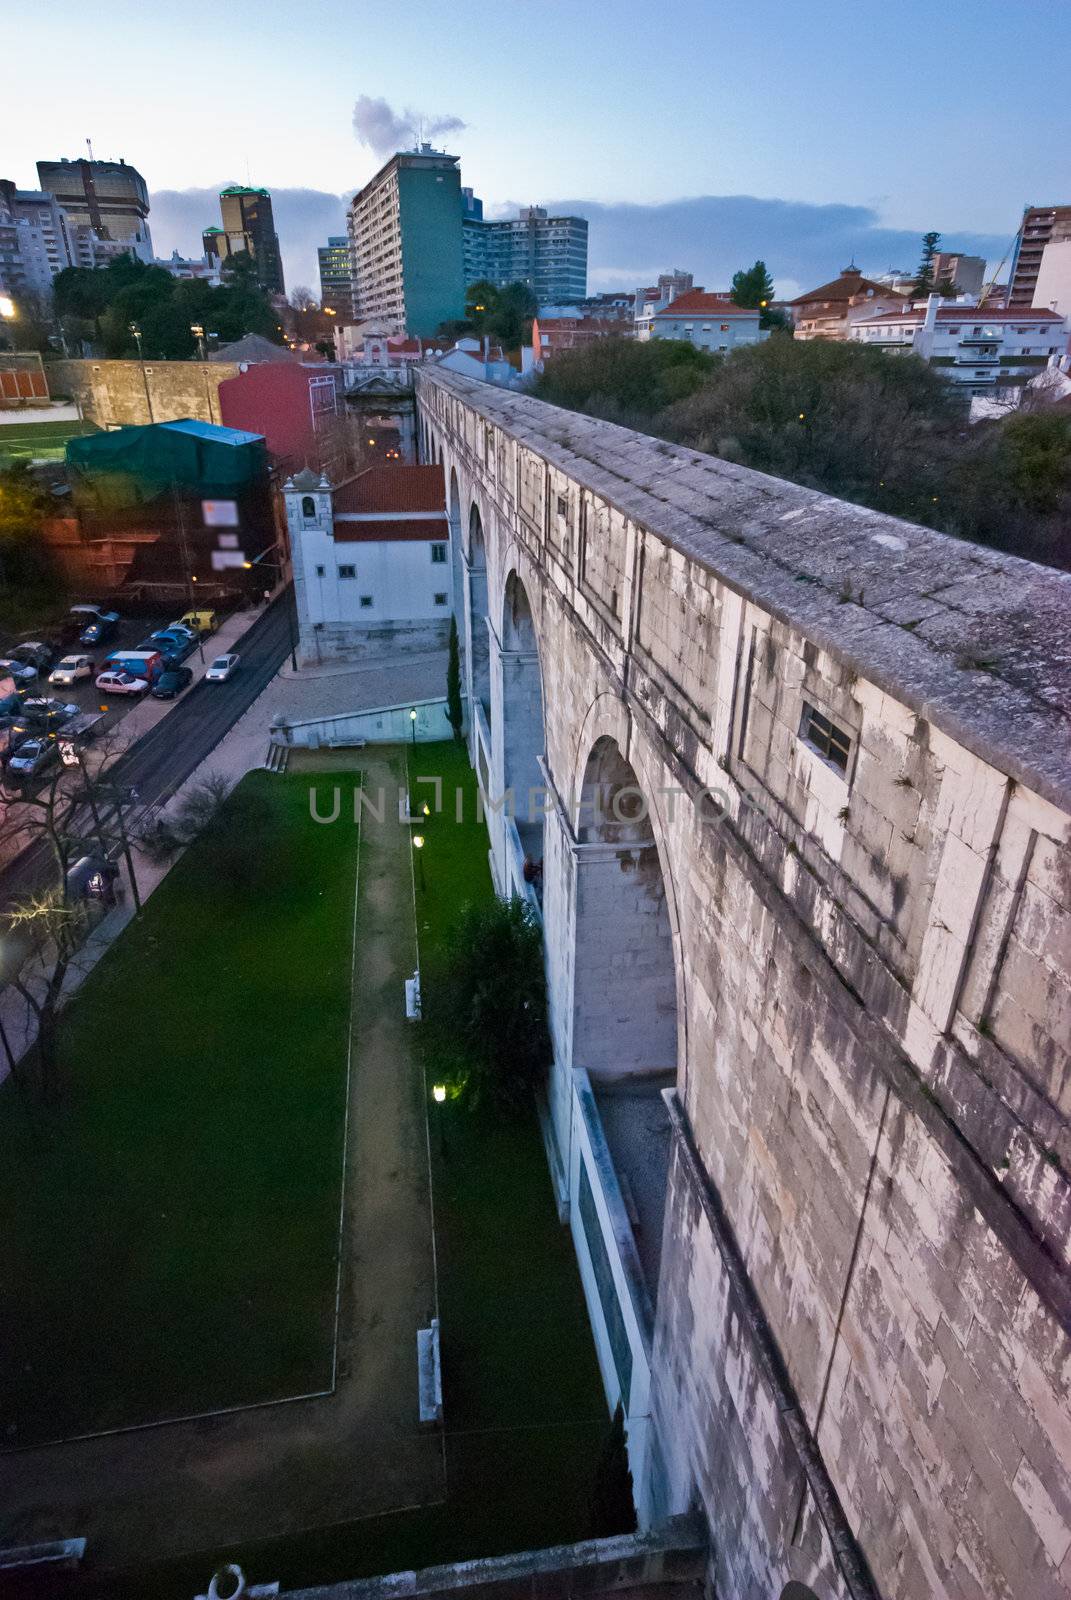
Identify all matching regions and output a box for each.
[338,564,356,578]
[431,543,447,563]
[360,595,373,608]
[315,564,325,577]
[556,494,568,518]
[433,592,448,606]
[301,495,316,521]
[799,702,852,774]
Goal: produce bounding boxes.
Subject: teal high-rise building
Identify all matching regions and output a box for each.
[347,146,465,337]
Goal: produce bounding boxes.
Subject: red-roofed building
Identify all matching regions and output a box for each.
[850,295,1069,394]
[651,291,762,352]
[532,315,625,363]
[789,265,908,341]
[284,464,453,661]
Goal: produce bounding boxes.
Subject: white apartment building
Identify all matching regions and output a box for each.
[850,294,1068,393]
[1034,239,1071,318]
[650,290,762,352]
[285,464,453,661]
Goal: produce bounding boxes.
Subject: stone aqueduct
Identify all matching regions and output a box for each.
[414,367,1071,1600]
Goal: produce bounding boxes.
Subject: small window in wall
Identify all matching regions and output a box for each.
[301,495,316,521]
[799,702,852,773]
[433,592,448,606]
[556,494,568,518]
[338,564,356,579]
[359,595,374,608]
[315,564,325,577]
[431,543,447,563]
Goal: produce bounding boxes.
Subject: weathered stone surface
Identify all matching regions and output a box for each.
[419,370,1071,1600]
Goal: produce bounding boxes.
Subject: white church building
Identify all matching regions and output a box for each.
[284,465,453,662]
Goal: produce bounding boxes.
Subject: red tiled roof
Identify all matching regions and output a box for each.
[654,291,752,317]
[790,272,906,307]
[332,465,446,515]
[333,516,448,543]
[859,306,1066,324]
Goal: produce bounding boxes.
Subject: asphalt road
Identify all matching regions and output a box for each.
[0,592,294,916]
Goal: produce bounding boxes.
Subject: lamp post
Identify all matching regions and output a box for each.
[413,832,426,892]
[129,321,154,422]
[409,707,418,746]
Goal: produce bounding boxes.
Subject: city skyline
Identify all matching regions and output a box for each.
[8,0,1070,297]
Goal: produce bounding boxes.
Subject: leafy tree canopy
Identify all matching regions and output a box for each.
[456,280,538,350]
[53,252,282,360]
[532,336,715,424]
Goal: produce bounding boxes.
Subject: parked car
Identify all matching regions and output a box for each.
[206,653,240,682]
[141,630,197,663]
[80,610,121,647]
[58,712,104,766]
[10,641,54,672]
[150,666,194,700]
[20,697,80,730]
[6,737,59,780]
[95,669,148,696]
[50,654,95,687]
[0,657,39,687]
[176,609,218,636]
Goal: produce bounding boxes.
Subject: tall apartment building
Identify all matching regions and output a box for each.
[317,236,352,318]
[347,146,465,338]
[36,156,153,262]
[203,186,285,298]
[930,251,986,297]
[0,181,75,298]
[1008,204,1071,308]
[465,204,588,304]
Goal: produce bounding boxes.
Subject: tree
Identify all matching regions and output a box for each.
[0,739,136,1103]
[289,286,318,312]
[590,1403,637,1537]
[914,231,942,296]
[422,896,550,1114]
[461,280,538,350]
[0,463,60,625]
[445,614,464,743]
[730,260,785,329]
[532,337,715,425]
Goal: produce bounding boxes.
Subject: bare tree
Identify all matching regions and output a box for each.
[0,735,138,1102]
[289,286,319,312]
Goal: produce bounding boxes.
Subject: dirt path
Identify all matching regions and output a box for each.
[0,751,444,1571]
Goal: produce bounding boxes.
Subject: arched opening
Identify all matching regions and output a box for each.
[571,735,678,1295]
[500,571,545,896]
[468,503,490,724]
[780,1587,820,1600]
[301,494,316,521]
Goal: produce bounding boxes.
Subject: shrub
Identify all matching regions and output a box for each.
[423,896,550,1114]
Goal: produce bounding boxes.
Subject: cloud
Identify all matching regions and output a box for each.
[150,186,349,294]
[545,194,1010,297]
[351,95,466,159]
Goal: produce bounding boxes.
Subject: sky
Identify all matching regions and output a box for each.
[7,0,1071,298]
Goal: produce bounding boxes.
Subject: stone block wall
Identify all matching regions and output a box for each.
[417,372,1071,1600]
[49,358,239,429]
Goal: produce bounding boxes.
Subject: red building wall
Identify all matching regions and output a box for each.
[216,362,342,471]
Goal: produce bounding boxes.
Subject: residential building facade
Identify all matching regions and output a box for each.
[789,265,907,339]
[650,290,762,352]
[35,156,153,262]
[347,146,466,339]
[532,315,623,362]
[634,271,697,339]
[317,235,353,318]
[1034,238,1071,317]
[850,295,1067,393]
[930,251,986,297]
[1008,204,1071,309]
[465,204,588,304]
[0,181,74,299]
[203,186,285,298]
[286,463,452,659]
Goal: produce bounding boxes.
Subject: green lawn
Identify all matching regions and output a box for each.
[0,771,357,1445]
[83,743,608,1597]
[0,418,97,465]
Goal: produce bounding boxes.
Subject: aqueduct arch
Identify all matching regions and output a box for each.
[467,503,491,724]
[499,571,546,879]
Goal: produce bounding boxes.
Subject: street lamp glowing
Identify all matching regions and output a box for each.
[432,1084,446,1104]
[413,834,425,850]
[422,802,430,816]
[0,296,15,320]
